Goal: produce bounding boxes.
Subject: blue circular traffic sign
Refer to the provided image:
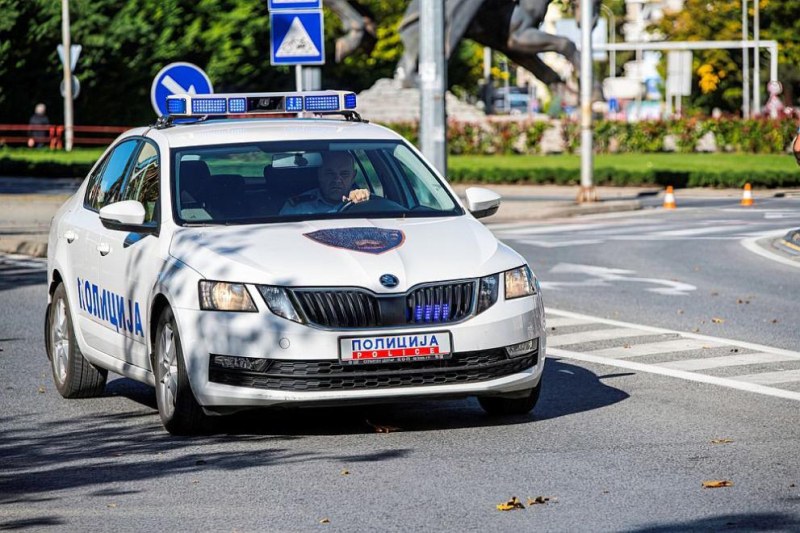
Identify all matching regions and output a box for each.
[150,62,213,117]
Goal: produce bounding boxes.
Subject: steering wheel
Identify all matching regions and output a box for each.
[338,196,370,212]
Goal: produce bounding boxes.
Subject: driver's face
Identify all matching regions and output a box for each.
[318,153,355,203]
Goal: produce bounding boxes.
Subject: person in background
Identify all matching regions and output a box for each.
[27,103,49,148]
[794,127,800,166]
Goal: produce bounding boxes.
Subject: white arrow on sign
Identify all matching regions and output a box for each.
[161,75,197,95]
[57,44,82,71]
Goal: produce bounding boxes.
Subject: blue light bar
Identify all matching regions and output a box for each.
[164,91,358,118]
[227,97,246,113]
[191,98,227,114]
[304,95,340,112]
[285,96,303,112]
[166,98,186,115]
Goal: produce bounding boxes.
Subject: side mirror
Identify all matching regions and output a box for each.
[465,187,501,219]
[99,200,150,232]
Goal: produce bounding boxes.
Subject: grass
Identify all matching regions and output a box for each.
[448,153,798,174]
[0,147,104,163]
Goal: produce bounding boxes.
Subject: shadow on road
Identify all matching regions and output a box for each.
[624,512,800,532]
[0,258,45,292]
[0,358,627,504]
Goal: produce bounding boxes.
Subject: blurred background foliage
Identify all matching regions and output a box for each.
[0,0,484,125]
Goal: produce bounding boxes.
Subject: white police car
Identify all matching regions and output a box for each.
[45,91,546,434]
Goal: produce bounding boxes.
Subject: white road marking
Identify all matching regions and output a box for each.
[654,226,738,237]
[549,263,696,296]
[660,352,799,371]
[731,369,800,385]
[546,316,593,328]
[546,308,800,401]
[515,239,604,248]
[587,338,721,359]
[740,229,800,270]
[548,327,652,347]
[549,348,800,403]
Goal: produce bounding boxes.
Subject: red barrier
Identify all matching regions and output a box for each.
[0,124,129,149]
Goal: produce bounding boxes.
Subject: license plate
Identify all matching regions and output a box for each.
[339,331,452,364]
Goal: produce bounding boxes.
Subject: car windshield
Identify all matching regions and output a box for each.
[171,139,463,225]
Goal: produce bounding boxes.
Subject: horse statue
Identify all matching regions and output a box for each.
[324,0,600,88]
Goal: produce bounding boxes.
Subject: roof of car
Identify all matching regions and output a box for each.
[132,118,401,148]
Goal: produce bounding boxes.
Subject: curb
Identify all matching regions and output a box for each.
[774,228,800,256]
[0,238,48,258]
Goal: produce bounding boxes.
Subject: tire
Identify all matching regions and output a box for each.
[48,283,107,398]
[478,381,542,416]
[153,307,209,435]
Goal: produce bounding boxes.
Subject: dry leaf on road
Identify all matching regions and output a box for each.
[702,480,733,488]
[319,518,330,524]
[712,317,725,324]
[527,496,555,505]
[341,469,350,476]
[496,497,525,511]
[711,438,733,444]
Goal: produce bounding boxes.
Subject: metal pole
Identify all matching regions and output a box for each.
[753,0,760,115]
[742,0,750,119]
[295,65,303,91]
[600,4,616,78]
[419,0,446,175]
[61,0,73,152]
[483,47,491,80]
[578,0,595,202]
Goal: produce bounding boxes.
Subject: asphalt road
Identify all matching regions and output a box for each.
[2,200,800,531]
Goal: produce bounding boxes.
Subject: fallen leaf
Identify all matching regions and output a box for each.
[712,317,724,324]
[702,480,733,489]
[527,496,555,506]
[37,386,45,394]
[366,420,400,433]
[737,299,750,305]
[496,497,525,511]
[730,348,739,353]
[711,439,733,444]
[692,328,701,333]
[790,484,796,488]
[341,469,350,476]
[623,343,631,349]
[319,518,330,524]
[677,309,684,315]
[771,319,779,324]
[191,480,200,484]
[107,503,117,509]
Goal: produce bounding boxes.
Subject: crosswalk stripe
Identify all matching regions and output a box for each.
[547,327,652,347]
[659,352,798,371]
[587,338,721,359]
[730,369,800,385]
[653,226,739,237]
[545,316,593,328]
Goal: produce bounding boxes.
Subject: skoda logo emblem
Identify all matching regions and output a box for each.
[380,274,399,288]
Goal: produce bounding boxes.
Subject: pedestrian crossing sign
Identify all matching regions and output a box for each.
[270,10,325,66]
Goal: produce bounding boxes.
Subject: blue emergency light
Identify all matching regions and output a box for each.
[164,91,357,118]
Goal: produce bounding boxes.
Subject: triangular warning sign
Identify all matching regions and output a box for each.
[276,17,320,58]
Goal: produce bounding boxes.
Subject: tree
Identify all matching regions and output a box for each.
[653,0,800,114]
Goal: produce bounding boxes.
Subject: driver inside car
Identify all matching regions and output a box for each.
[280,151,370,215]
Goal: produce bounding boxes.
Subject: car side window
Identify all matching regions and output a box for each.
[122,141,160,225]
[85,139,139,211]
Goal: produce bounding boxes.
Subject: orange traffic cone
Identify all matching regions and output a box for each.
[663,186,677,209]
[741,183,754,206]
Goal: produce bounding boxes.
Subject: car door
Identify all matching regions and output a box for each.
[78,138,141,355]
[95,139,163,369]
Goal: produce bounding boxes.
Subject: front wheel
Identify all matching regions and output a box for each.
[153,307,209,435]
[48,283,107,398]
[478,381,542,416]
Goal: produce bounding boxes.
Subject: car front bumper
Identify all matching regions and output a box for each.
[172,288,546,408]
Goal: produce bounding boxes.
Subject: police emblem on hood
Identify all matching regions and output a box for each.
[303,227,405,254]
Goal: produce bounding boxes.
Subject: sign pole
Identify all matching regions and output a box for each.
[577,0,596,203]
[295,65,303,91]
[61,0,73,152]
[419,0,446,176]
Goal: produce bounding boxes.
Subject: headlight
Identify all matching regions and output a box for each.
[476,274,499,314]
[199,281,257,312]
[505,265,537,300]
[257,286,304,323]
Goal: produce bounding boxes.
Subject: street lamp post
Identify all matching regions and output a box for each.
[742,0,750,119]
[61,0,74,151]
[753,0,760,115]
[577,0,596,203]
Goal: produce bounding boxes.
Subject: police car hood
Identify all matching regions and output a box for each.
[170,217,524,292]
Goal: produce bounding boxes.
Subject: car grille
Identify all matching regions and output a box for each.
[289,280,476,329]
[208,348,537,392]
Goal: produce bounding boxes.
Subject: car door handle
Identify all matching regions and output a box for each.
[64,230,77,243]
[96,243,111,256]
